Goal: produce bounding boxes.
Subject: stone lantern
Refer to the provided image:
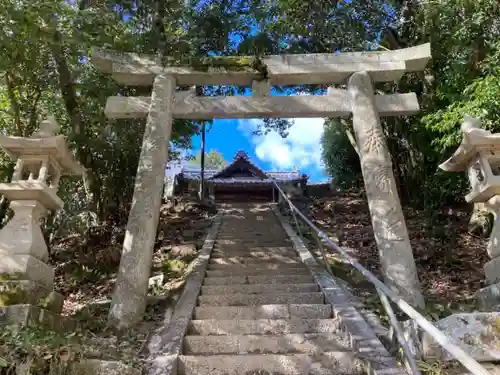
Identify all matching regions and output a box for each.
[0,116,83,328]
[439,115,500,310]
[417,115,500,363]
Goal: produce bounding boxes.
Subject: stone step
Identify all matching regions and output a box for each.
[216,237,290,241]
[211,251,298,258]
[216,237,290,242]
[220,223,280,226]
[216,242,293,247]
[212,246,295,250]
[210,256,300,263]
[209,257,302,265]
[217,233,288,237]
[203,274,315,285]
[213,245,295,252]
[206,268,310,277]
[198,292,324,306]
[216,241,291,246]
[183,333,350,355]
[207,263,308,270]
[178,353,360,375]
[201,283,318,295]
[188,318,339,335]
[221,216,275,219]
[217,239,291,243]
[193,304,332,320]
[219,221,276,223]
[212,246,296,252]
[218,232,287,238]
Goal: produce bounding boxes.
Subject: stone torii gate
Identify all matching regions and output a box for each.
[92,44,431,328]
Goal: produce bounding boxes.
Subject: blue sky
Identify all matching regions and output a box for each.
[184,17,330,183]
[118,0,395,183]
[116,5,330,183]
[188,116,328,182]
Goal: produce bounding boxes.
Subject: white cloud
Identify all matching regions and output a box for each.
[238,117,325,171]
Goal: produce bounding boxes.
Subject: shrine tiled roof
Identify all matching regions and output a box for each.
[174,150,306,182]
[181,167,219,180]
[179,168,303,181]
[212,150,268,179]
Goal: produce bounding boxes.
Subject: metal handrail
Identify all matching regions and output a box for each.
[272,182,491,375]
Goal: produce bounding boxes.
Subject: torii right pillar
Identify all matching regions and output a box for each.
[348,71,425,309]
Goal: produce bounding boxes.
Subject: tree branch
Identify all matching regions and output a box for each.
[28,88,43,135]
[343,126,360,156]
[5,73,24,136]
[155,0,168,57]
[47,22,98,209]
[49,30,83,136]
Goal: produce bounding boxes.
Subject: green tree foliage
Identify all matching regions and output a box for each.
[398,0,500,206]
[0,0,224,237]
[321,0,500,210]
[321,119,362,189]
[0,0,498,239]
[188,150,228,169]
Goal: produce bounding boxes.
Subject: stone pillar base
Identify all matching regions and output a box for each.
[0,254,65,330]
[108,286,148,328]
[477,282,500,311]
[0,200,49,262]
[0,253,54,289]
[484,257,500,285]
[422,312,500,362]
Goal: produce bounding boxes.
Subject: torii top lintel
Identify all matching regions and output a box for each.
[90,43,431,87]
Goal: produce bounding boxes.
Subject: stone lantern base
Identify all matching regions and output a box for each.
[421,256,500,363]
[477,283,500,311]
[0,200,70,332]
[0,279,71,332]
[0,116,83,332]
[475,255,500,311]
[0,254,71,331]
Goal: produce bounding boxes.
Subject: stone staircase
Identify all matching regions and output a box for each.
[176,202,393,375]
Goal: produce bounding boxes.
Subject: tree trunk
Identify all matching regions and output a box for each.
[341,120,360,157]
[48,26,101,215]
[0,196,11,229]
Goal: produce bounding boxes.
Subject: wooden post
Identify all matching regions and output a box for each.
[200,121,206,200]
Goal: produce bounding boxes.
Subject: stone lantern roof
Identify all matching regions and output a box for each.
[0,117,84,210]
[439,115,500,172]
[0,117,84,176]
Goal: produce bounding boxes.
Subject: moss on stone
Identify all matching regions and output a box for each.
[158,54,268,78]
[105,47,270,80]
[0,286,28,306]
[38,291,63,313]
[0,272,23,281]
[478,315,500,349]
[0,274,29,306]
[164,55,255,70]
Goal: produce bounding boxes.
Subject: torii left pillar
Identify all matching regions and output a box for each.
[109,74,176,328]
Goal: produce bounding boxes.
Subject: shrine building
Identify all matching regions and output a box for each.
[167,150,308,202]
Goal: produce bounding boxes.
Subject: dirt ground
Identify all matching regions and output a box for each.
[308,189,489,307]
[24,198,217,365]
